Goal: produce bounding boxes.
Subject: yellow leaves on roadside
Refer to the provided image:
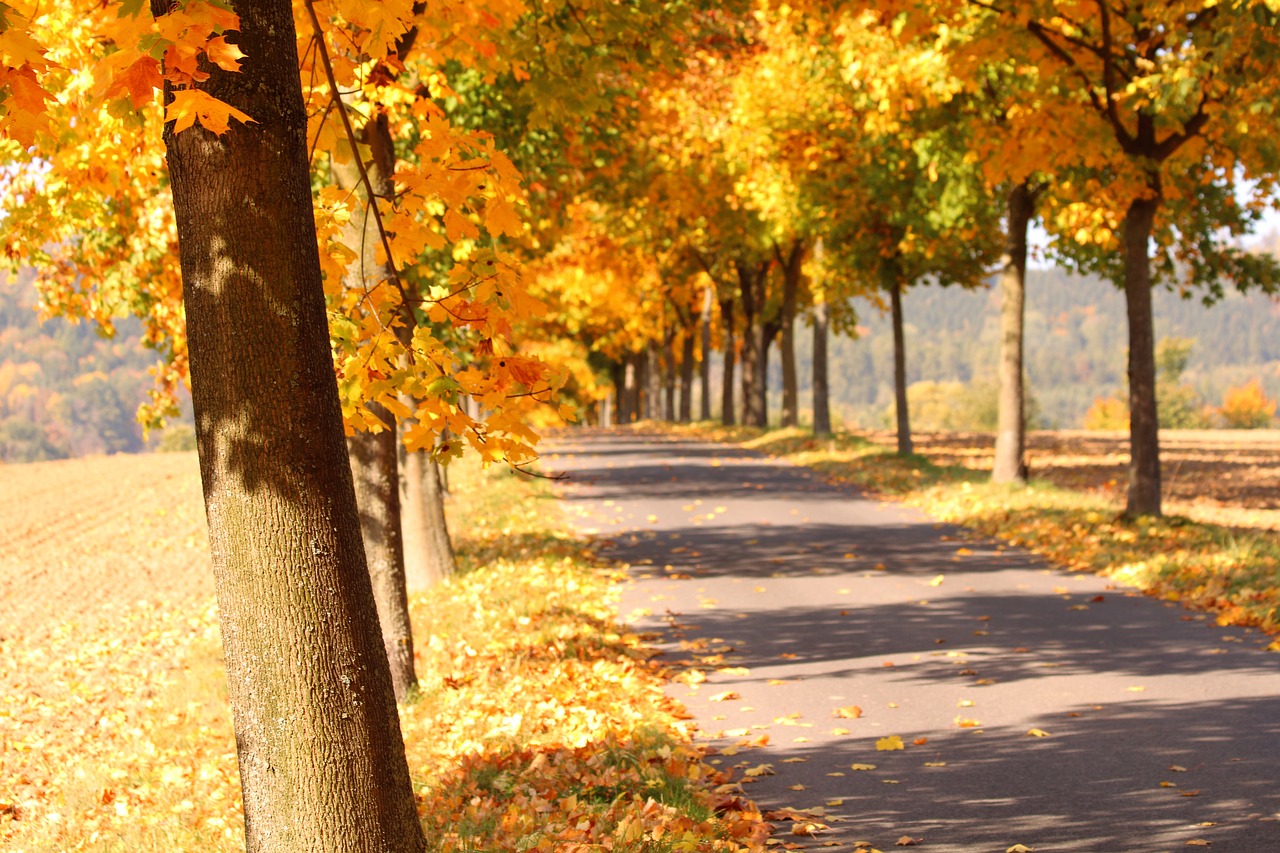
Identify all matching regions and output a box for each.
[928,574,945,587]
[708,691,740,702]
[1006,845,1036,853]
[851,763,877,770]
[744,763,775,777]
[1026,728,1051,738]
[875,736,904,751]
[955,717,981,728]
[896,836,923,846]
[834,705,863,719]
[167,87,255,136]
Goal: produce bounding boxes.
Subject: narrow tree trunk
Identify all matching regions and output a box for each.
[645,347,662,420]
[887,261,913,456]
[699,285,714,420]
[679,331,695,422]
[1123,190,1163,517]
[621,355,637,424]
[154,0,425,847]
[992,182,1035,484]
[761,317,781,428]
[780,242,804,428]
[663,330,677,421]
[400,438,457,590]
[347,417,416,702]
[811,240,831,437]
[720,299,736,426]
[737,262,766,428]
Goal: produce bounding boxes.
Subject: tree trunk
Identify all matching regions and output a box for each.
[662,330,676,421]
[811,240,831,437]
[720,298,736,426]
[779,242,804,428]
[1123,189,1163,517]
[154,0,425,848]
[679,330,695,422]
[992,182,1035,484]
[621,355,637,424]
[761,317,781,428]
[737,261,766,428]
[699,285,713,420]
[645,346,662,420]
[400,436,457,590]
[347,418,416,702]
[887,261,913,456]
[330,104,420,688]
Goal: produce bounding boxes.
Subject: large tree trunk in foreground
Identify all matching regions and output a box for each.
[348,419,416,702]
[699,285,713,420]
[779,241,804,428]
[887,262,913,456]
[992,182,1035,484]
[1123,188,1163,517]
[155,0,425,848]
[720,298,736,426]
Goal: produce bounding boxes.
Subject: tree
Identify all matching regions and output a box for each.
[908,0,1280,515]
[151,0,424,848]
[1219,379,1276,428]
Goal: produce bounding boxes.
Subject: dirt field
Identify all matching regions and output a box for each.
[0,450,211,638]
[868,428,1280,532]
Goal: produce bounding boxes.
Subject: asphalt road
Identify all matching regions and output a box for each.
[545,428,1280,853]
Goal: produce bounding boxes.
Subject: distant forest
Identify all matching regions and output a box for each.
[5,266,1280,462]
[0,270,169,462]
[775,267,1280,430]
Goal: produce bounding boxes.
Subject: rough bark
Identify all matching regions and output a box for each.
[811,240,831,437]
[992,183,1036,484]
[1123,189,1163,517]
[779,242,804,428]
[620,356,637,424]
[699,286,714,421]
[719,298,736,426]
[347,418,416,702]
[153,0,425,848]
[887,261,913,456]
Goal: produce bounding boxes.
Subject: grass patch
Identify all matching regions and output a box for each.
[670,423,1280,636]
[1,454,765,852]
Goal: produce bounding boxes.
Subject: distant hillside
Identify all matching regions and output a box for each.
[799,268,1280,429]
[0,271,168,462]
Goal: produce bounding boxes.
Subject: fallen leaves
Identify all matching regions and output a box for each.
[834,705,863,719]
[1026,729,1051,738]
[875,736,905,751]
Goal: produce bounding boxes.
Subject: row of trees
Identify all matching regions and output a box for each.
[521,1,1280,519]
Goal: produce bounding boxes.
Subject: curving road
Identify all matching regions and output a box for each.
[546,428,1280,853]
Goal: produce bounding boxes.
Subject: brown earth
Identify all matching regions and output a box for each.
[1,450,211,638]
[865,428,1280,531]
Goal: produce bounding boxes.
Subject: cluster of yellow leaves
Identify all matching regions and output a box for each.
[1,454,769,852]
[0,2,52,145]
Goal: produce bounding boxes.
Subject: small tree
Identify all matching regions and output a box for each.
[1219,379,1277,429]
[1084,395,1130,431]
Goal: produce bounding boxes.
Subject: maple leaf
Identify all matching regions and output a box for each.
[1026,728,1051,738]
[834,705,863,719]
[876,736,904,751]
[167,88,254,136]
[204,36,246,72]
[104,56,161,110]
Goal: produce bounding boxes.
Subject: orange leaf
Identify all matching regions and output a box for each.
[168,87,254,135]
[834,705,862,719]
[204,35,246,72]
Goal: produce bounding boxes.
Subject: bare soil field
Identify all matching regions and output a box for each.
[1,450,211,638]
[866,428,1280,531]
